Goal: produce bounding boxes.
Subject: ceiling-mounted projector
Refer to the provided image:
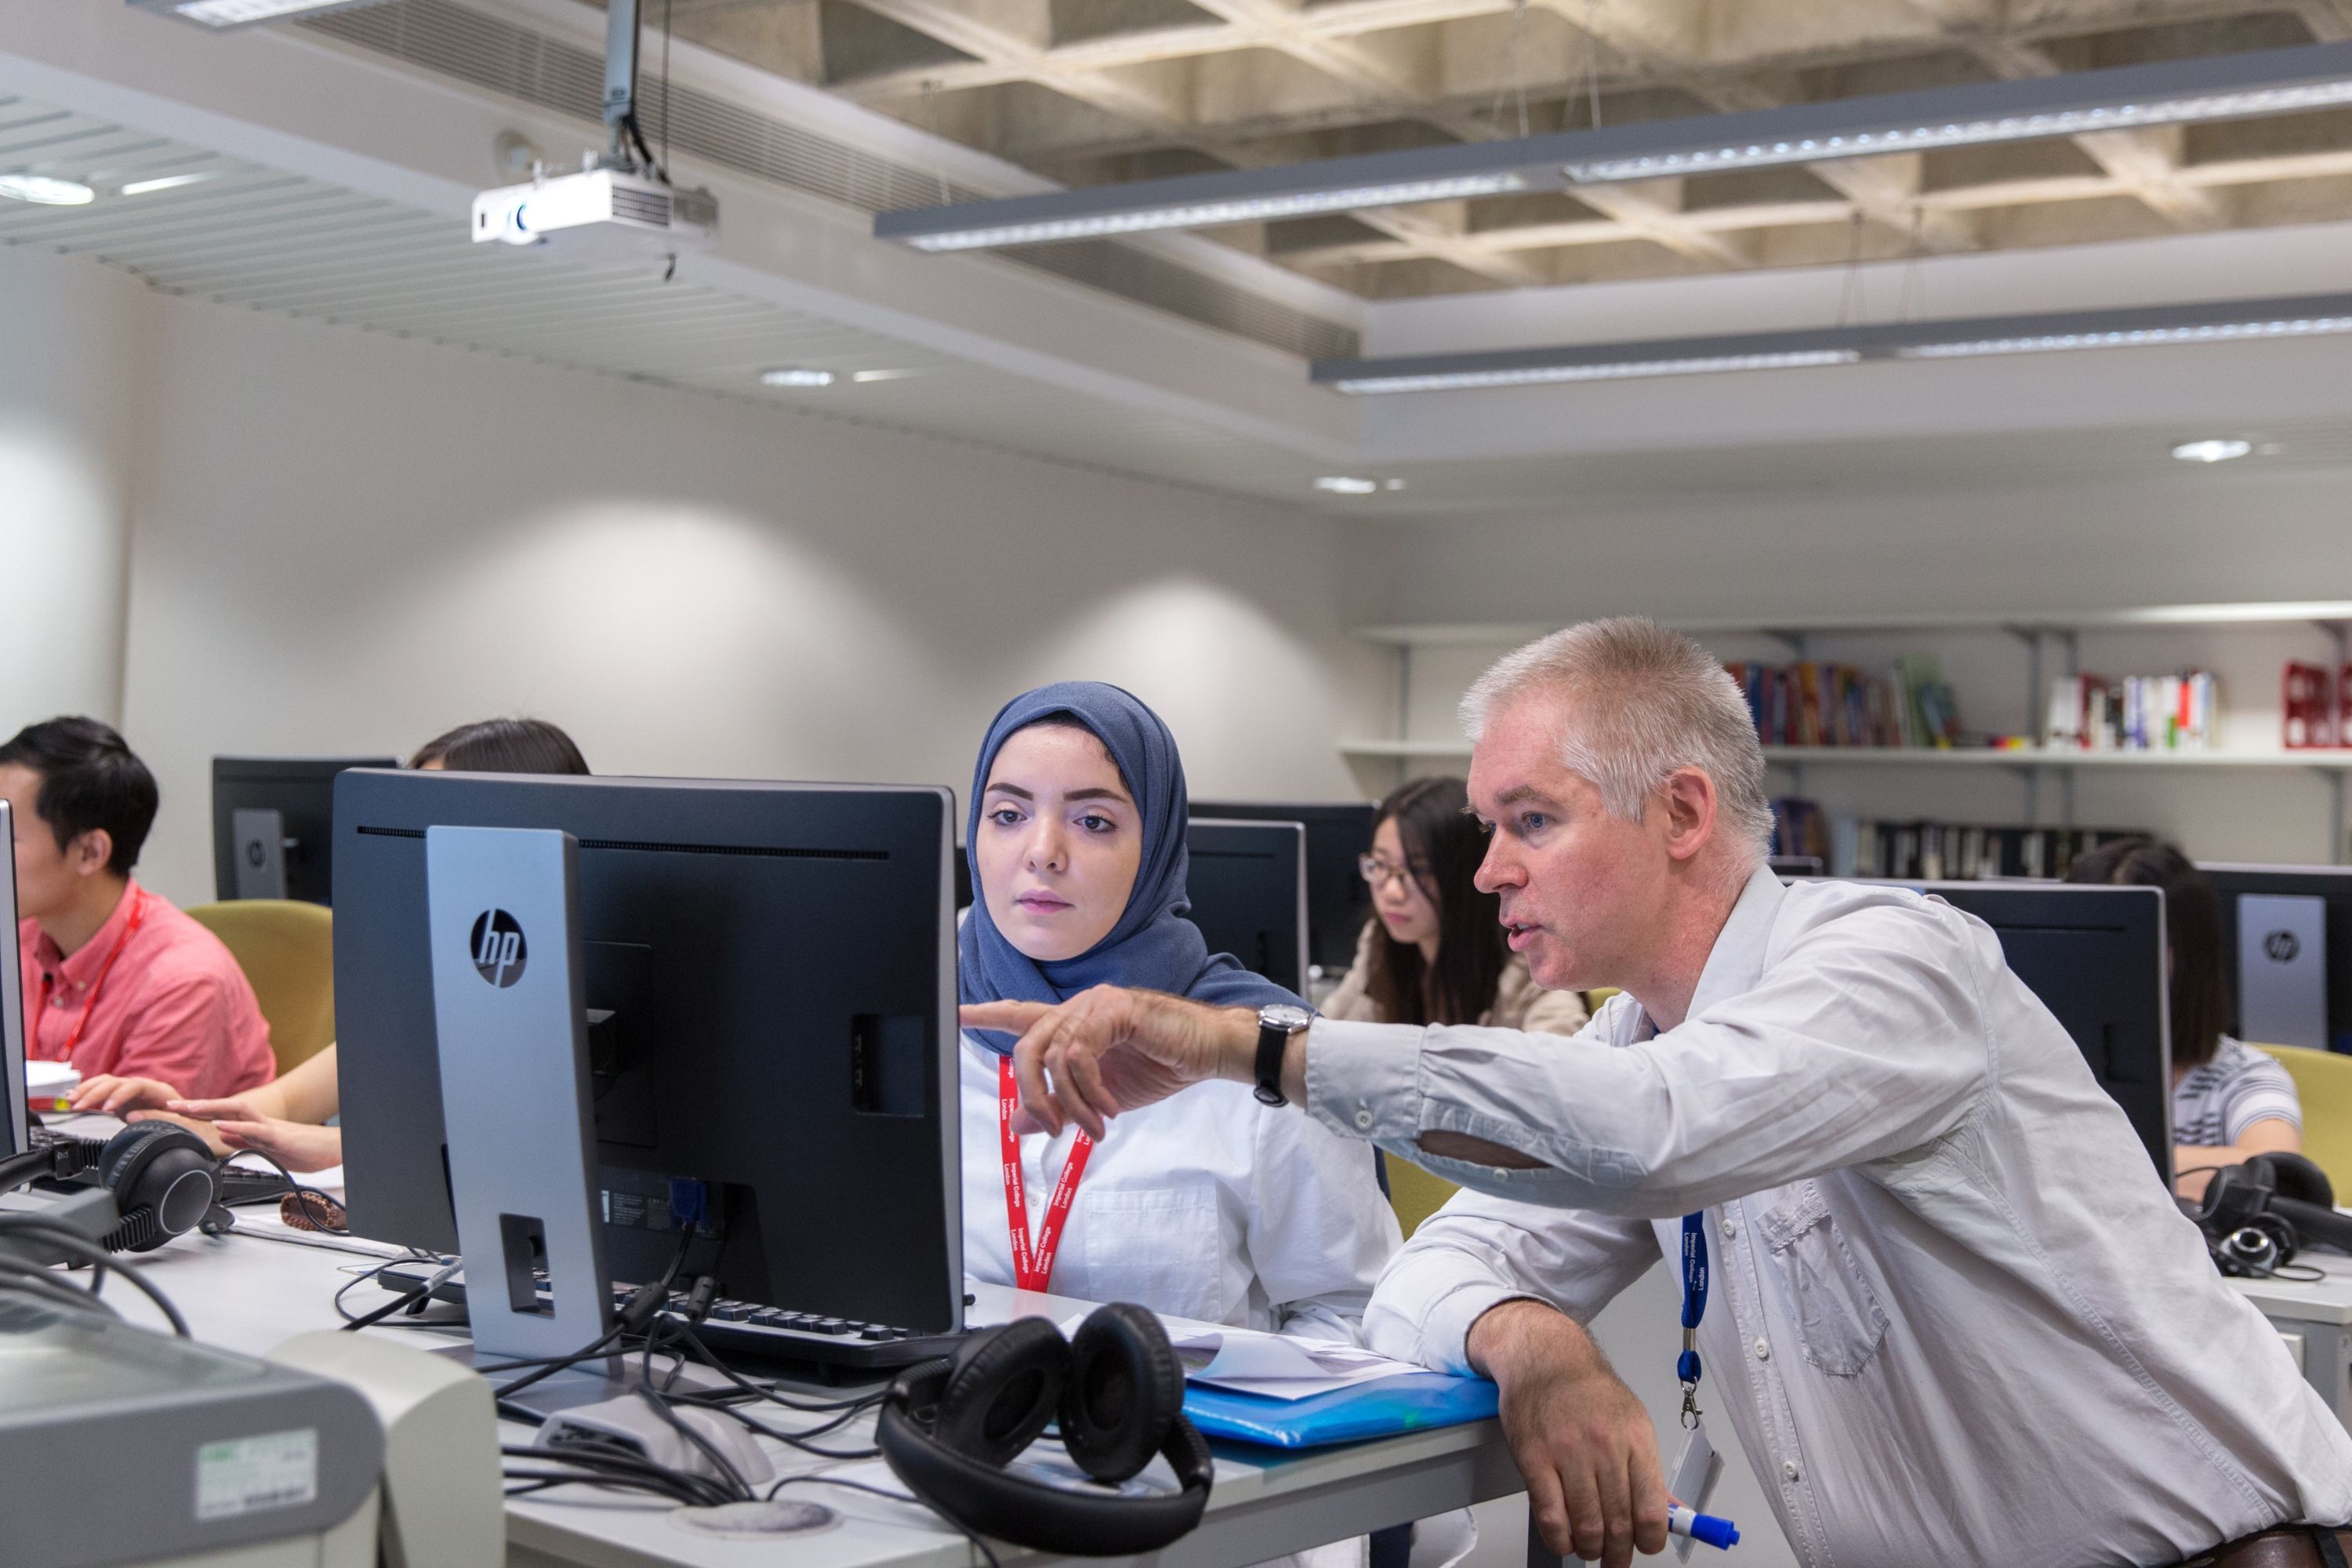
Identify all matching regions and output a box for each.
[472,165,717,259]
[466,0,715,263]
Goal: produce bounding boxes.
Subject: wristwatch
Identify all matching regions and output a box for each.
[1253,1004,1314,1107]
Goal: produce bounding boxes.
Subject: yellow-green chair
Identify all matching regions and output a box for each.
[1386,1158,1461,1240]
[185,900,336,1076]
[2251,1043,2352,1195]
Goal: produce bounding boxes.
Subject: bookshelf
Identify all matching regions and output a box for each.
[1345,600,2352,862]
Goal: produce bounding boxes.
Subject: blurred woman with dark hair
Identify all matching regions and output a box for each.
[2067,836,2302,1198]
[1323,777,1588,1036]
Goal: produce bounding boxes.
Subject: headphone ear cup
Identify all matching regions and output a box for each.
[97,1124,219,1252]
[1061,1301,1185,1485]
[932,1317,1072,1467]
[2248,1150,2336,1210]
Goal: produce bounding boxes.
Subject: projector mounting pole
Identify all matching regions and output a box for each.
[601,0,641,171]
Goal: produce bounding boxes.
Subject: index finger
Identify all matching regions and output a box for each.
[960,1000,1054,1033]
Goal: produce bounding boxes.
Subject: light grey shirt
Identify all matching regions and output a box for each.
[1312,868,2352,1568]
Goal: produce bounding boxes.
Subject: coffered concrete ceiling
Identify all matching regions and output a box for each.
[656,0,2352,296]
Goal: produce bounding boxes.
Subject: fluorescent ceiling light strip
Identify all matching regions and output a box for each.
[1563,81,2352,181]
[903,173,1530,251]
[876,40,2352,252]
[1313,292,2352,395]
[129,0,395,29]
[1337,349,1860,394]
[119,172,217,196]
[1896,316,2352,359]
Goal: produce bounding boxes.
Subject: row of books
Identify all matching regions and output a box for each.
[2044,671,2219,751]
[1769,797,2146,881]
[1728,655,1962,749]
[2283,662,2352,748]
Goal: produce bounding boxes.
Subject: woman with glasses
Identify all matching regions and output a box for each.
[1323,777,1589,1036]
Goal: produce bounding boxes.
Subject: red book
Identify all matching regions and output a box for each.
[2284,662,2333,749]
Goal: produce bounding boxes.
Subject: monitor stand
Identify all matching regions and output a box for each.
[426,825,641,1414]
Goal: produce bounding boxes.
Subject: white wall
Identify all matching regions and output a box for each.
[0,263,1387,906]
[0,246,147,728]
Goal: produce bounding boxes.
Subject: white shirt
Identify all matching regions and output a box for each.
[959,1034,1400,1340]
[1316,869,2352,1568]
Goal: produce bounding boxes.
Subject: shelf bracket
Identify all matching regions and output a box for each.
[2315,619,2350,667]
[1762,629,1809,659]
[2320,767,2347,866]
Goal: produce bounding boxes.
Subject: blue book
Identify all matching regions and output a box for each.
[1184,1374,1499,1450]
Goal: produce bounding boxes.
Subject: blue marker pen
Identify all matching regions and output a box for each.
[1667,1506,1739,1551]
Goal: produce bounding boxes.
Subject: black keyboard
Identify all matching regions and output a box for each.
[31,1127,290,1206]
[373,1258,968,1371]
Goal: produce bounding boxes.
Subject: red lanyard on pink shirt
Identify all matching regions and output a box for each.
[998,1054,1094,1292]
[37,888,149,1061]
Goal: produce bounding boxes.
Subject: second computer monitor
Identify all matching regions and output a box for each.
[2201,862,2352,1056]
[1185,819,1309,996]
[1189,801,1377,979]
[332,769,961,1334]
[212,756,398,904]
[0,800,26,1160]
[1925,880,2171,1184]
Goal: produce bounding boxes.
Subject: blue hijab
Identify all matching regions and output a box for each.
[959,681,1305,1052]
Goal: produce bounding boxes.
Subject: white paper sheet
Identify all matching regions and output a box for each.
[1059,1314,1428,1402]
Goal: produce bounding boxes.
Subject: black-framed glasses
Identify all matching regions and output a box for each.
[1358,854,1430,890]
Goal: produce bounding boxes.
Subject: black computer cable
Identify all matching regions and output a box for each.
[0,1214,189,1336]
[0,1255,122,1319]
[502,1439,735,1508]
[664,1319,894,1419]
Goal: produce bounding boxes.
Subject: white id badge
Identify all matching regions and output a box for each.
[1668,1420,1724,1563]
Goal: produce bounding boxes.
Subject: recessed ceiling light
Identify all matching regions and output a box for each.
[851,368,922,383]
[2171,437,2253,463]
[0,174,96,206]
[119,172,217,197]
[129,0,397,27]
[1314,476,1380,495]
[760,368,835,388]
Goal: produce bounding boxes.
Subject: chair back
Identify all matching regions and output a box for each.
[184,900,336,1074]
[2250,1042,2352,1195]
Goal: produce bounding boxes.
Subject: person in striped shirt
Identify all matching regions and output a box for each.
[2067,837,2303,1200]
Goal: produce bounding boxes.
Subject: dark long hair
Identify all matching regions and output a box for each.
[1364,776,1508,1026]
[2066,836,2227,1069]
[408,717,590,776]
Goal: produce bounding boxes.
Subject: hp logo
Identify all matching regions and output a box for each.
[2263,929,2301,964]
[469,909,528,987]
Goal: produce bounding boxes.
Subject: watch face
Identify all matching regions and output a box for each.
[1261,1004,1313,1030]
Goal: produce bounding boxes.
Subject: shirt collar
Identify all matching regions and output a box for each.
[1622,862,1786,1041]
[36,879,144,988]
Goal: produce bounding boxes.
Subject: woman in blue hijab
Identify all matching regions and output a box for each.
[956,681,1399,1345]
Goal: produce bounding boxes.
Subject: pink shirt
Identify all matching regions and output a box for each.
[20,880,276,1100]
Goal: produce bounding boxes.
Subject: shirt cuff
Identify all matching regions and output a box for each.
[1304,1019,1425,1144]
[1418,1282,1538,1376]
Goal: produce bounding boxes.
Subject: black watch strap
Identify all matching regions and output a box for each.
[1254,1018,1298,1107]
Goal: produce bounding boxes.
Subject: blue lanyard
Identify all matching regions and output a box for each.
[1677,1211,1708,1425]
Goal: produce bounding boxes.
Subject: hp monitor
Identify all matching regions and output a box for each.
[1185,819,1309,996]
[1190,801,1377,980]
[2200,863,2352,1056]
[212,757,397,903]
[332,769,961,1336]
[1922,881,2171,1184]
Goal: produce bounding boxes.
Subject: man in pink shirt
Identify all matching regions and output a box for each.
[2,717,274,1102]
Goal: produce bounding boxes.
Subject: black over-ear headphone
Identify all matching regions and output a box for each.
[94,1124,231,1252]
[877,1303,1212,1556]
[2190,1151,2352,1276]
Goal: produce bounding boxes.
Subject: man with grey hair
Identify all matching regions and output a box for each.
[965,618,2352,1568]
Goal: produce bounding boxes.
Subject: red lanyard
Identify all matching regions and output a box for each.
[999,1054,1093,1292]
[36,888,148,1062]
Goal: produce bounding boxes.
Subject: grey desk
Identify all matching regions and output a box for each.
[2230,1251,2352,1427]
[100,1225,1527,1568]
